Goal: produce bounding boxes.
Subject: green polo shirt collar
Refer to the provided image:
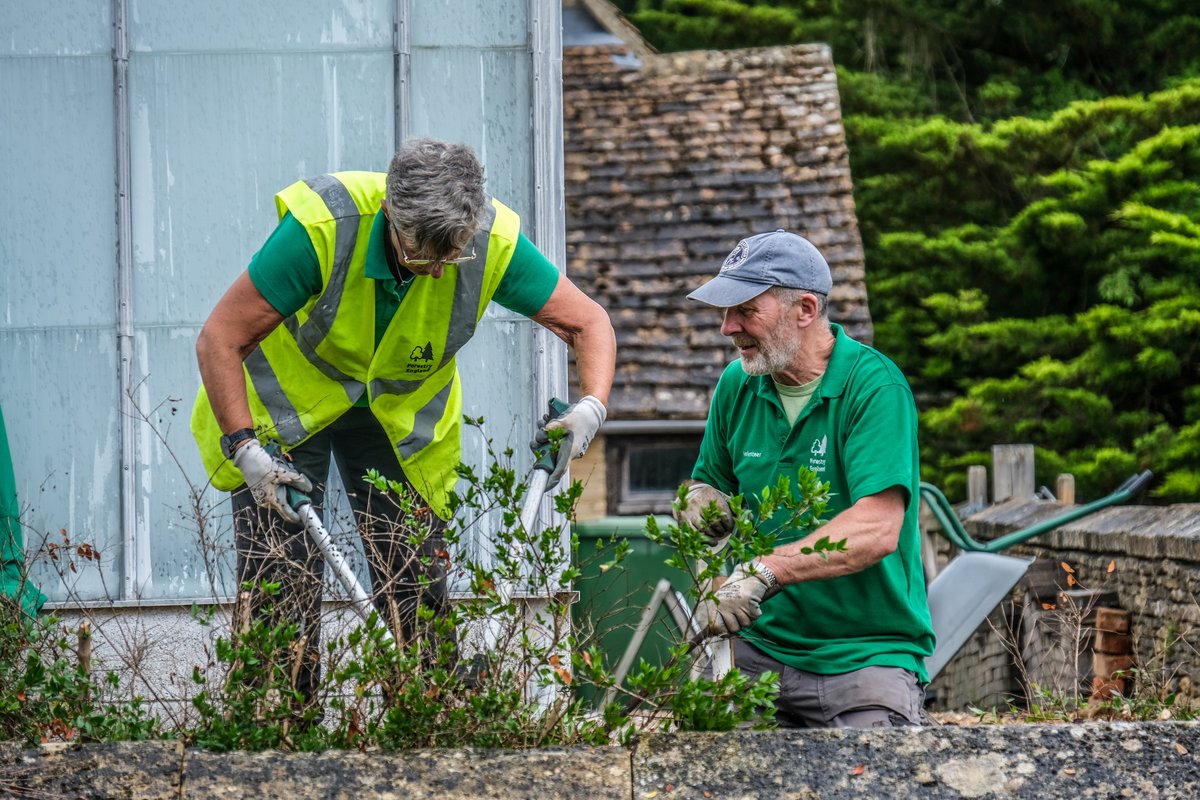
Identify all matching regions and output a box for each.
[364,209,393,281]
[750,323,858,409]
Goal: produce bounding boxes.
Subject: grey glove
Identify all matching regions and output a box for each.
[675,482,734,550]
[531,395,607,484]
[693,562,779,638]
[231,439,313,525]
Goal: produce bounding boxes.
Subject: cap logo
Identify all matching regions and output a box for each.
[720,240,750,273]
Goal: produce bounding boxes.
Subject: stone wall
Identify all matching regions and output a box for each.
[5,723,1199,798]
[572,438,608,522]
[929,500,1200,712]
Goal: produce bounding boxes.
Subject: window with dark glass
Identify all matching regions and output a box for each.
[607,434,703,515]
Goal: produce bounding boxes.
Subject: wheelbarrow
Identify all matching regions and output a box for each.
[922,470,1153,679]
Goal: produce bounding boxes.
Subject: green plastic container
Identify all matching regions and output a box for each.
[572,515,692,704]
[0,401,46,616]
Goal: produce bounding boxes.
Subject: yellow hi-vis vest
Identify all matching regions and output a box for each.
[191,171,519,518]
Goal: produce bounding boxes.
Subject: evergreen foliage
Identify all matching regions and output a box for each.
[614,0,1200,501]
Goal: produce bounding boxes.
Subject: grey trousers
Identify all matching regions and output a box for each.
[733,638,929,728]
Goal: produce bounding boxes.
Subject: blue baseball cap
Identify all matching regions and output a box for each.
[688,229,832,307]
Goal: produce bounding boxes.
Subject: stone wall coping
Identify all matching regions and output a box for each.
[965,501,1200,562]
[3,723,1199,798]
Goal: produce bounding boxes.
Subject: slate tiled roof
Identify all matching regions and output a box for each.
[564,33,872,421]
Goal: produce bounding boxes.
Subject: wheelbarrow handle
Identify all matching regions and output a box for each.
[1115,469,1154,497]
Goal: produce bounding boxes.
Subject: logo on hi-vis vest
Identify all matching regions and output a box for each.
[406,342,435,375]
[809,435,828,472]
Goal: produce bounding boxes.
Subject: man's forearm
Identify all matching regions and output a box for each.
[529,275,616,406]
[759,488,905,586]
[196,272,287,436]
[196,330,256,435]
[572,306,616,405]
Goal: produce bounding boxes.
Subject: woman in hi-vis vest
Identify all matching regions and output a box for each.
[192,139,614,710]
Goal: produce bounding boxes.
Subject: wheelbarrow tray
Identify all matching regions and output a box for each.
[925,551,1034,681]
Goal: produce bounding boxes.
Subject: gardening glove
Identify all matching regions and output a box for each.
[693,562,780,638]
[531,395,607,484]
[674,482,734,551]
[232,440,313,525]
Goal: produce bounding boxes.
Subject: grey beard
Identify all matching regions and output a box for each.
[740,333,800,376]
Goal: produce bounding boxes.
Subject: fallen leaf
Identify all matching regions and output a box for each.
[549,654,561,667]
[1063,767,1075,776]
[555,667,572,685]
[1175,742,1189,755]
[849,764,865,776]
[703,792,712,799]
[1042,603,1057,611]
[665,784,674,793]
[1107,560,1116,573]
[643,792,658,799]
[1061,562,1075,574]
[1067,575,1077,587]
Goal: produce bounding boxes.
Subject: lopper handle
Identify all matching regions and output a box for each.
[286,485,312,513]
[262,442,313,511]
[532,397,572,474]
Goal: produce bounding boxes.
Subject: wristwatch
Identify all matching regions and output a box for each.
[751,559,779,589]
[220,427,257,459]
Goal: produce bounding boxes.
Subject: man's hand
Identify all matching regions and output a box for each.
[232,440,313,524]
[675,483,734,550]
[530,395,606,484]
[693,562,779,638]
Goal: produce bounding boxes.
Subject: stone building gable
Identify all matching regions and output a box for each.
[564,36,872,420]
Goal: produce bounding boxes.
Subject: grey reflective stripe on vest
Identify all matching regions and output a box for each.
[369,374,423,398]
[396,378,455,458]
[439,200,495,369]
[284,317,366,404]
[368,200,498,400]
[246,174,371,436]
[245,348,309,445]
[295,174,361,355]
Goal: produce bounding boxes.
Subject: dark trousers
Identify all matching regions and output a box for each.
[232,407,449,701]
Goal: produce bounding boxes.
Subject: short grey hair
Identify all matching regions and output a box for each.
[386,139,487,257]
[773,286,828,318]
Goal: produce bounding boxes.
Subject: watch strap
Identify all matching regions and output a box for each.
[751,559,778,589]
[220,427,257,458]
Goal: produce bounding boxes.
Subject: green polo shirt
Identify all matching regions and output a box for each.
[694,323,935,680]
[248,210,560,345]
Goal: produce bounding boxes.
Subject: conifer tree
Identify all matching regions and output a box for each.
[614,1,1200,500]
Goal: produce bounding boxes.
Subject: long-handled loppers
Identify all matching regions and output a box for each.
[284,482,395,645]
[498,397,570,606]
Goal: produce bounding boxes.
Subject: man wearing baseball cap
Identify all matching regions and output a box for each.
[678,229,935,728]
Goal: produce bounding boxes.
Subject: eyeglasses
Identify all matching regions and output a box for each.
[396,236,477,267]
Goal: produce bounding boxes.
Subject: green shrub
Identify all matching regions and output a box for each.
[0,601,158,746]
